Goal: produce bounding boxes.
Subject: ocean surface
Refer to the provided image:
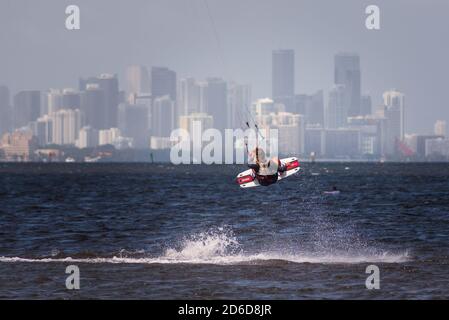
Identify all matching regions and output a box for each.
[0,162,448,299]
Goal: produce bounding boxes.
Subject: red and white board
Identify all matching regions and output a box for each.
[236,157,300,188]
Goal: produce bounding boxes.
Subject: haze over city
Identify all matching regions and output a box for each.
[1,0,448,133]
[0,0,449,163]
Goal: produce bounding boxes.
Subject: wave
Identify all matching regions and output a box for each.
[0,252,410,265]
[0,228,410,265]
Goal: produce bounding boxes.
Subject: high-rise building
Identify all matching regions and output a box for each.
[382,89,405,155]
[13,91,41,129]
[272,49,295,112]
[326,85,347,129]
[295,91,324,127]
[61,88,81,110]
[308,90,324,127]
[47,88,81,115]
[334,53,361,117]
[126,65,150,94]
[0,85,11,134]
[31,114,53,146]
[228,82,251,130]
[118,103,149,148]
[131,94,152,134]
[80,84,107,130]
[252,101,304,156]
[76,126,99,149]
[206,78,227,132]
[360,94,372,116]
[274,113,305,156]
[151,67,176,100]
[197,81,209,114]
[50,109,83,145]
[46,89,63,115]
[151,95,175,137]
[178,78,200,117]
[294,94,308,115]
[347,115,383,156]
[434,120,446,137]
[80,74,119,128]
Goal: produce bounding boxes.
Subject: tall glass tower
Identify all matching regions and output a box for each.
[334,53,361,117]
[272,49,295,112]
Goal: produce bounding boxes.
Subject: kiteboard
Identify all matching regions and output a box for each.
[236,157,300,188]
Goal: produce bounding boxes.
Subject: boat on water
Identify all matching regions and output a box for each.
[84,156,102,163]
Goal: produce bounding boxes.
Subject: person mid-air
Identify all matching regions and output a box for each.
[247,147,287,186]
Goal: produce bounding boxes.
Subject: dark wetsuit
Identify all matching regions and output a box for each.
[248,161,287,186]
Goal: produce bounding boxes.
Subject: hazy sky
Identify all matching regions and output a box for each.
[0,0,448,134]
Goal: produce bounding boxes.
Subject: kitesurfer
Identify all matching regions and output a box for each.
[247,147,287,186]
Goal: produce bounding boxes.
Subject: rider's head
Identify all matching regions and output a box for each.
[253,147,267,164]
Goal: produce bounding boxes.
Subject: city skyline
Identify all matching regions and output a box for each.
[1,1,449,162]
[0,48,446,131]
[0,1,448,134]
[2,57,445,139]
[1,47,449,162]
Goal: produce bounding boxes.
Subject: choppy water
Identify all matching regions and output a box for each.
[0,163,448,299]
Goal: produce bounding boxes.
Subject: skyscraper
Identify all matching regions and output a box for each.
[297,90,324,127]
[347,115,383,156]
[0,85,11,134]
[118,103,149,148]
[151,95,175,137]
[151,67,177,100]
[80,84,107,130]
[382,89,405,155]
[197,81,209,114]
[294,94,308,115]
[326,85,347,129]
[272,49,295,112]
[334,53,361,117]
[274,113,305,156]
[46,89,63,115]
[206,78,227,132]
[79,74,119,128]
[13,91,41,129]
[61,88,81,110]
[360,94,372,116]
[126,65,150,95]
[228,82,251,129]
[310,91,324,127]
[31,114,53,146]
[178,77,200,117]
[76,126,99,149]
[50,109,83,145]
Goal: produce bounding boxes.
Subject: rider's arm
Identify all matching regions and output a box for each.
[248,163,260,172]
[275,158,287,173]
